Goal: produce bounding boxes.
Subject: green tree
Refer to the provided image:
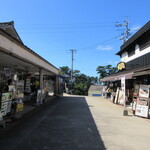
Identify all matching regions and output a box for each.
[73,73,98,95]
[96,65,117,79]
[59,66,98,95]
[73,70,80,76]
[59,66,71,75]
[59,66,80,76]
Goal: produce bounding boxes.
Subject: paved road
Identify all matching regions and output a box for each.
[1,95,150,150]
[0,96,105,150]
[85,96,150,150]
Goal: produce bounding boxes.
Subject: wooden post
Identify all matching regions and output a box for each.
[54,75,59,96]
[39,68,43,90]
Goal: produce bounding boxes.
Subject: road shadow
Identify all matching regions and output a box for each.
[49,96,106,150]
[0,96,106,150]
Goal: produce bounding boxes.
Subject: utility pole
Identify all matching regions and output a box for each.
[70,49,76,82]
[116,18,130,44]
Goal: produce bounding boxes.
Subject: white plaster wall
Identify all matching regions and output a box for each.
[0,34,58,75]
[121,45,150,63]
[121,52,128,62]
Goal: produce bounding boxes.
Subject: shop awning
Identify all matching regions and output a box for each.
[100,64,150,82]
[133,70,150,77]
[0,29,59,75]
[100,72,133,82]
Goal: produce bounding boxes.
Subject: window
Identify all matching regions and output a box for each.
[127,45,135,57]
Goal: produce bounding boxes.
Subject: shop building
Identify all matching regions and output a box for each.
[101,20,150,118]
[0,21,60,119]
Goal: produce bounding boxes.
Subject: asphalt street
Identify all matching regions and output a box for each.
[1,95,150,150]
[0,96,105,150]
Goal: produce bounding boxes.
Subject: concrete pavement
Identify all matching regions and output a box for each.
[85,95,150,150]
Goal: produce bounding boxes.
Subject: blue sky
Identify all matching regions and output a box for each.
[0,0,150,77]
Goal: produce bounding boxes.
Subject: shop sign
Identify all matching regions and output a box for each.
[1,92,12,101]
[1,92,12,116]
[135,97,149,118]
[139,85,149,98]
[117,62,126,71]
[135,105,148,117]
[121,76,126,105]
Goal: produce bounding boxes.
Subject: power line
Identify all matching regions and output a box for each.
[15,22,116,33]
[16,21,115,27]
[77,36,119,51]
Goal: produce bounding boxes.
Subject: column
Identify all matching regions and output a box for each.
[54,75,59,96]
[39,68,43,90]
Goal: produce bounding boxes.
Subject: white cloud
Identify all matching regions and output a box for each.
[96,45,113,51]
[130,25,141,32]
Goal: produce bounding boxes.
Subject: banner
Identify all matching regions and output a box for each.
[121,76,126,105]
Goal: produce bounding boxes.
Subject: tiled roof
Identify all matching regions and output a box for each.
[0,21,23,44]
[0,21,58,71]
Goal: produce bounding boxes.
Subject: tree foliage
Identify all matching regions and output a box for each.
[59,66,80,76]
[96,65,117,79]
[73,73,98,95]
[59,66,71,75]
[59,66,98,95]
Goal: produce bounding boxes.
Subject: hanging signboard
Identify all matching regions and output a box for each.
[117,62,126,71]
[135,97,149,118]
